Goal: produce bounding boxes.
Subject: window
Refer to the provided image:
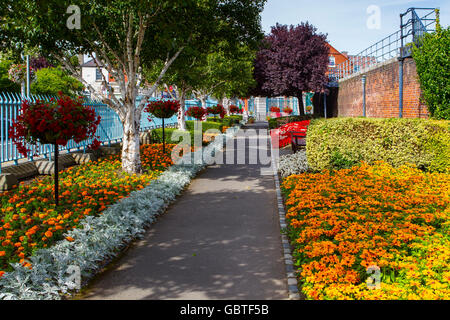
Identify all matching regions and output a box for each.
[329,55,336,67]
[96,68,103,81]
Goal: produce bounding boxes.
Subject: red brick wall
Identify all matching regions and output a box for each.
[337,57,429,118]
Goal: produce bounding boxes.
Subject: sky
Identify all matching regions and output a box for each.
[261,0,450,55]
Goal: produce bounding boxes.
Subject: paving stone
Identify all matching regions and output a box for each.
[2,162,38,180]
[286,264,294,273]
[288,285,299,293]
[0,173,19,191]
[285,259,294,265]
[289,293,300,300]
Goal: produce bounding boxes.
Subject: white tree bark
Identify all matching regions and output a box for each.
[199,95,208,121]
[121,105,143,173]
[223,97,231,115]
[177,89,187,131]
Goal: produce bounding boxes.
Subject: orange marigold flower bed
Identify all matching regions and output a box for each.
[281,161,450,300]
[0,143,177,274]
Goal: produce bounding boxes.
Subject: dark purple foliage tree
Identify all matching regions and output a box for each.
[253,23,329,116]
[30,56,54,71]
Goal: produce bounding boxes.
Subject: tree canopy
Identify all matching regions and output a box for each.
[2,0,266,173]
[252,22,329,115]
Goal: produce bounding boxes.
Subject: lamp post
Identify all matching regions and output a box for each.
[362,75,367,117]
[26,55,30,97]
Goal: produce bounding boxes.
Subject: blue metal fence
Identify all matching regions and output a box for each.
[0,92,181,171]
[0,92,228,170]
[266,97,299,115]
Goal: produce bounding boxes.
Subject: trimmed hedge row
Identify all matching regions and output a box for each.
[306,118,450,173]
[207,115,243,127]
[151,121,225,145]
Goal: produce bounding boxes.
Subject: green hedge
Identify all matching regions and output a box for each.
[306,118,450,173]
[186,120,223,132]
[207,116,242,127]
[151,121,224,145]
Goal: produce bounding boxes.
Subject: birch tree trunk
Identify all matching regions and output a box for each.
[223,97,231,115]
[122,104,143,173]
[200,95,207,121]
[177,90,187,131]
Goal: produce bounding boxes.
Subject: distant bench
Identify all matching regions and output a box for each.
[290,131,307,153]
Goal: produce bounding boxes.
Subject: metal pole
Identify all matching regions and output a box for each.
[399,58,404,118]
[26,55,30,97]
[362,75,367,117]
[54,143,59,206]
[399,13,405,118]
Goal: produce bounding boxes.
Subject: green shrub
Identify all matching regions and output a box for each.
[412,13,449,120]
[0,59,20,93]
[206,115,242,127]
[186,120,223,133]
[306,118,450,173]
[151,121,224,146]
[31,67,84,96]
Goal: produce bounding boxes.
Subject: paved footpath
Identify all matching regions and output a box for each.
[81,122,288,300]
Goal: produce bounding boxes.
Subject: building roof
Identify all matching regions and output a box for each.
[81,58,104,68]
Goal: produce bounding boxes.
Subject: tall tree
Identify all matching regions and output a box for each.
[4,0,266,173]
[253,23,329,116]
[194,42,257,114]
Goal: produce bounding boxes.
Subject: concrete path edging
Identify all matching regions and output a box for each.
[270,137,302,300]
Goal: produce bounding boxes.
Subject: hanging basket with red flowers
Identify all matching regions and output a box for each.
[283,107,293,115]
[270,106,281,113]
[229,105,242,114]
[145,99,180,153]
[9,93,101,155]
[206,104,226,120]
[9,93,101,206]
[145,99,180,119]
[186,106,207,121]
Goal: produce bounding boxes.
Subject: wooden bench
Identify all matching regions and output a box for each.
[290,131,307,153]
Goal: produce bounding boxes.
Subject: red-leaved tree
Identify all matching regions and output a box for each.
[253,23,329,116]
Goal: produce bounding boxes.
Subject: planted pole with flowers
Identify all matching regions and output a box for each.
[186,106,207,121]
[206,104,226,121]
[283,106,293,115]
[9,93,101,206]
[145,100,180,154]
[229,105,243,115]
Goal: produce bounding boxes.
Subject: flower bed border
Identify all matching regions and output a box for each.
[0,127,240,300]
[270,136,301,300]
